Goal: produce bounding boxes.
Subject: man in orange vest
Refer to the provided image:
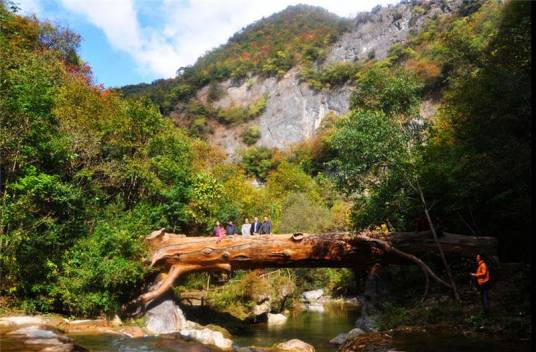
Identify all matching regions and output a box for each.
[470,253,490,315]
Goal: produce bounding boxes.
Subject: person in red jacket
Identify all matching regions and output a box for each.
[470,253,490,315]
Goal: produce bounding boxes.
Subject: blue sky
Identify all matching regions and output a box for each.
[18,0,398,88]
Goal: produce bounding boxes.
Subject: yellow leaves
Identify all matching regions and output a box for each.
[191,139,227,173]
[403,57,441,85]
[329,200,352,232]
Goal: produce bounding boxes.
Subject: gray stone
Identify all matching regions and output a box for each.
[325,0,463,64]
[0,316,49,326]
[145,294,187,335]
[329,332,348,345]
[276,339,315,352]
[303,303,325,313]
[267,313,287,325]
[24,338,65,345]
[329,326,367,345]
[345,297,360,306]
[8,326,66,340]
[41,346,76,352]
[347,328,366,339]
[180,327,233,350]
[302,289,324,302]
[7,325,78,352]
[252,299,271,318]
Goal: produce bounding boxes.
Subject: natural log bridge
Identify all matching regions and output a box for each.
[138,229,497,305]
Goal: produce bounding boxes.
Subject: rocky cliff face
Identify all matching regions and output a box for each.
[197,68,350,157]
[325,0,462,63]
[195,0,461,157]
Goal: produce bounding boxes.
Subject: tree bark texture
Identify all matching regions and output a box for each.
[138,229,497,304]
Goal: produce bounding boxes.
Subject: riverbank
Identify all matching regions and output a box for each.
[337,262,532,352]
[1,262,531,352]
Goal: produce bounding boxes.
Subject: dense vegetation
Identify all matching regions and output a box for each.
[328,0,532,260]
[0,0,530,324]
[0,2,350,316]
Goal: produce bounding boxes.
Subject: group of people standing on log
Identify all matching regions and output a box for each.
[213,216,271,240]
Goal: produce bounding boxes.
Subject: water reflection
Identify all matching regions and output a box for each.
[233,303,360,352]
[71,333,221,352]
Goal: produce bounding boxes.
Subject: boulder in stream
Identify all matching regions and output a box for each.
[302,289,323,302]
[180,327,233,350]
[302,303,324,313]
[7,325,87,351]
[267,313,287,325]
[0,316,50,326]
[144,292,187,334]
[142,290,234,349]
[276,339,315,352]
[329,328,365,346]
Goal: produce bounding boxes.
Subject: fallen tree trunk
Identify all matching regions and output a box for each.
[137,230,497,305]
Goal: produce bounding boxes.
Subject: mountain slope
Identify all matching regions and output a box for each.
[120,5,351,111]
[120,0,471,157]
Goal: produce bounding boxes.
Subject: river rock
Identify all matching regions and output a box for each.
[252,300,271,316]
[145,292,187,334]
[302,289,323,302]
[347,328,365,339]
[250,299,271,322]
[180,327,233,350]
[7,325,83,351]
[329,328,365,346]
[267,313,287,325]
[119,326,146,338]
[0,315,49,326]
[345,297,360,306]
[110,314,122,327]
[329,332,348,346]
[303,303,324,313]
[276,339,315,352]
[8,326,63,339]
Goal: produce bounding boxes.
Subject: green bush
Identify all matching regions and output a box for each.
[216,97,267,126]
[53,205,152,317]
[207,81,224,102]
[240,146,278,182]
[306,62,360,89]
[277,192,330,233]
[350,65,423,116]
[374,302,410,330]
[240,126,261,145]
[291,268,355,296]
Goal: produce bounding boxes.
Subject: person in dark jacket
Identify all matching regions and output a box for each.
[226,220,237,236]
[260,216,271,235]
[251,216,261,235]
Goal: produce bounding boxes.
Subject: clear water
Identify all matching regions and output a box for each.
[1,305,530,352]
[232,303,359,352]
[70,333,221,352]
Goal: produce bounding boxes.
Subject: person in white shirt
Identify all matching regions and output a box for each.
[241,218,252,236]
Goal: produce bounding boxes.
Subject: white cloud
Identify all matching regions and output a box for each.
[16,0,42,15]
[22,0,399,79]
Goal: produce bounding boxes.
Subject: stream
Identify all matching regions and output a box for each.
[233,303,359,352]
[1,303,530,351]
